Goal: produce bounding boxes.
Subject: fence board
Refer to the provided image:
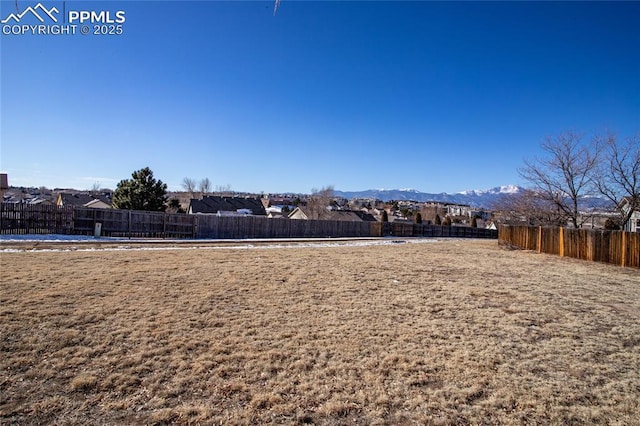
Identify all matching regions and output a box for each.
[499,225,639,268]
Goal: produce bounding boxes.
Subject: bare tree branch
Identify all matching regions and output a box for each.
[490,190,566,226]
[519,131,598,228]
[198,178,212,196]
[593,132,640,229]
[306,186,334,220]
[182,177,197,199]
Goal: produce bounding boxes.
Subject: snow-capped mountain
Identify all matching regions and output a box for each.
[459,185,521,196]
[334,186,525,208]
[334,185,613,210]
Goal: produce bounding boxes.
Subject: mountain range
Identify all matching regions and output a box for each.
[334,185,613,210]
[333,185,522,208]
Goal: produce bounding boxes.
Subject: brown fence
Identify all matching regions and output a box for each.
[0,204,74,234]
[1,203,498,240]
[498,225,640,268]
[1,204,196,238]
[381,222,497,239]
[73,208,197,238]
[194,215,373,239]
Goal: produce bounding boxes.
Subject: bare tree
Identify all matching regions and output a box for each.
[199,178,212,196]
[215,184,232,196]
[306,186,334,220]
[182,177,197,199]
[519,132,599,228]
[490,189,566,226]
[90,182,101,195]
[593,132,640,230]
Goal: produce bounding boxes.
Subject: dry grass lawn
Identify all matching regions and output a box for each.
[1,239,639,425]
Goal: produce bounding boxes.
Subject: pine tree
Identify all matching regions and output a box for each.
[435,214,441,225]
[167,198,185,214]
[381,210,389,222]
[113,167,168,211]
[415,212,422,224]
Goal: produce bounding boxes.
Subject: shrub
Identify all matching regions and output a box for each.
[604,217,620,230]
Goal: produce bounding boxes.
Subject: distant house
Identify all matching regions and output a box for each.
[288,206,377,222]
[56,193,112,209]
[619,197,640,232]
[265,205,289,219]
[267,211,288,219]
[27,197,54,206]
[188,196,267,216]
[0,173,8,201]
[446,204,472,217]
[473,219,497,230]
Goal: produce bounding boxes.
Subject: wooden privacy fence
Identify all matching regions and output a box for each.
[1,203,498,240]
[194,217,498,239]
[499,225,640,268]
[195,215,372,239]
[74,208,196,238]
[380,222,498,239]
[0,204,74,234]
[0,204,196,238]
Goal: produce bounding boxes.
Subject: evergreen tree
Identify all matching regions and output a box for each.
[113,167,168,211]
[381,210,389,222]
[415,212,423,224]
[435,214,441,225]
[167,198,185,213]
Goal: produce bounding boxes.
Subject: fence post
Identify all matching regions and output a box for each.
[163,213,167,239]
[26,205,31,234]
[559,227,564,257]
[622,231,627,268]
[193,215,198,239]
[537,226,542,253]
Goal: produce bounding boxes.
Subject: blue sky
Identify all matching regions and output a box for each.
[1,1,638,194]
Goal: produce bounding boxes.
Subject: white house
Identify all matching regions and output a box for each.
[619,197,640,232]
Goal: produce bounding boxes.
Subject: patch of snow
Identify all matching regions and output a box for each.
[0,234,445,253]
[458,185,520,196]
[498,185,520,194]
[0,234,129,242]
